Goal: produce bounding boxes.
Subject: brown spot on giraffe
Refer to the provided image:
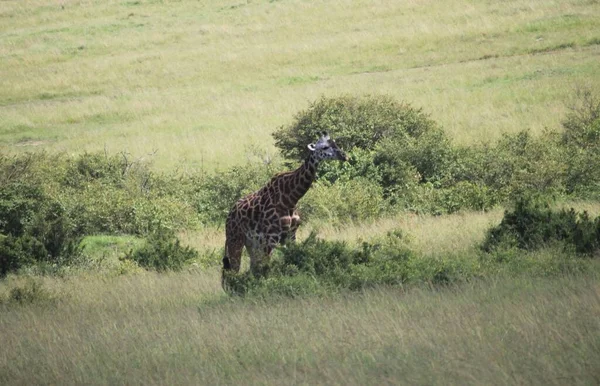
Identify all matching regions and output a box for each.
[222,132,348,288]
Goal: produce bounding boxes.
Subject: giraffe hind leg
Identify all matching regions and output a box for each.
[224,240,243,271]
[246,235,276,278]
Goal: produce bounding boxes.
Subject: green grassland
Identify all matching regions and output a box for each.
[2,0,600,170]
[2,0,600,384]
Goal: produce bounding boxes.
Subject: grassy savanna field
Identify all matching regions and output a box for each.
[2,0,600,170]
[1,272,599,385]
[2,0,600,384]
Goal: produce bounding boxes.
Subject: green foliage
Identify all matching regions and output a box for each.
[452,130,566,201]
[63,152,140,188]
[0,152,199,276]
[270,93,597,216]
[405,181,500,215]
[0,154,84,276]
[561,88,600,149]
[0,278,57,306]
[271,94,455,191]
[223,223,592,298]
[0,235,40,277]
[561,88,600,197]
[272,94,469,214]
[482,197,600,255]
[300,178,389,224]
[223,231,466,297]
[3,90,600,277]
[123,229,199,272]
[194,160,278,223]
[273,94,440,162]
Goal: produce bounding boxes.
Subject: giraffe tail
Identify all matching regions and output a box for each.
[222,255,231,270]
[221,256,232,291]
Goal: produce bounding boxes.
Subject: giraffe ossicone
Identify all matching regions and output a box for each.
[222,132,348,288]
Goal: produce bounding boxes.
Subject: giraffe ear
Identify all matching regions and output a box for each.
[307,143,316,151]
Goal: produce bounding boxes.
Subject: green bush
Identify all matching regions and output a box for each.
[482,197,600,256]
[123,229,199,272]
[223,225,592,298]
[273,94,439,161]
[223,230,461,296]
[0,152,200,276]
[452,130,565,201]
[561,89,600,198]
[561,88,600,150]
[438,181,499,214]
[272,94,454,188]
[300,178,389,223]
[194,160,280,223]
[0,155,84,276]
[0,155,49,237]
[0,279,57,306]
[271,94,474,214]
[0,235,41,277]
[63,152,137,188]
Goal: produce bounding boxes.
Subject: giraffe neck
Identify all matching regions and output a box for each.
[277,153,320,209]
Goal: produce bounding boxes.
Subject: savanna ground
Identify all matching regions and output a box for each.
[2,0,600,384]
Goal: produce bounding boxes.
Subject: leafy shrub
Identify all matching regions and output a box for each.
[273,94,440,162]
[0,151,200,276]
[300,178,389,224]
[63,152,142,188]
[0,155,84,276]
[1,279,57,306]
[223,231,462,296]
[0,235,41,277]
[317,147,383,185]
[123,229,199,271]
[561,88,600,198]
[194,160,280,223]
[482,197,600,256]
[564,148,600,198]
[452,130,566,202]
[561,87,600,150]
[437,181,499,214]
[272,94,454,188]
[271,94,478,214]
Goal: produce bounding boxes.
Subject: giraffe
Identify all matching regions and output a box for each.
[222,132,348,285]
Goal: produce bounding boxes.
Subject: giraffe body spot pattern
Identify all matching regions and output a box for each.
[222,133,347,287]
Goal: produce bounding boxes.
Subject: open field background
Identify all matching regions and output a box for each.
[1,0,600,170]
[2,0,600,384]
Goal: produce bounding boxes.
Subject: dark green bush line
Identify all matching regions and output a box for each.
[483,197,600,256]
[0,278,57,307]
[222,228,591,298]
[122,228,198,272]
[2,89,600,276]
[222,230,457,297]
[0,152,201,276]
[272,91,600,217]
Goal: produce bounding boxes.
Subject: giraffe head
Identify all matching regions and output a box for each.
[307,132,348,162]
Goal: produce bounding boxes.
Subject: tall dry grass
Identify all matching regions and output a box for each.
[1,271,598,385]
